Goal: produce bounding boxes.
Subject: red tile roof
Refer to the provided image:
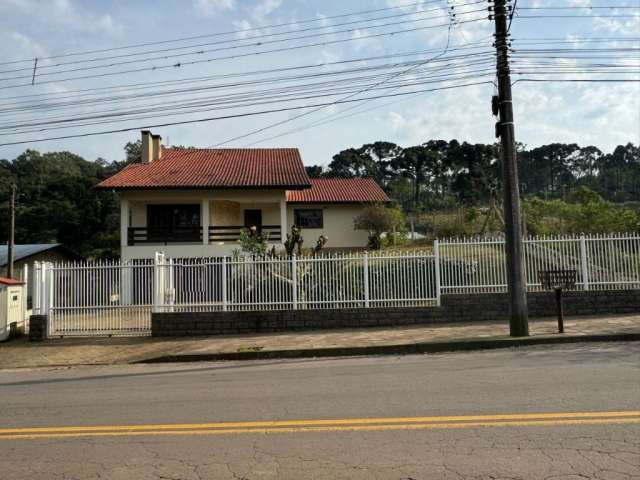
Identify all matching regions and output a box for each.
[96,148,311,190]
[0,277,24,286]
[286,178,390,204]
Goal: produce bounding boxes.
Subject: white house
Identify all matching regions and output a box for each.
[97,131,389,260]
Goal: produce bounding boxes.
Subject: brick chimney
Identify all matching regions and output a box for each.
[141,130,153,163]
[140,130,162,163]
[151,134,162,161]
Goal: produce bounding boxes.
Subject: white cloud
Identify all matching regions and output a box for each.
[1,31,47,59]
[316,13,329,28]
[592,14,640,35]
[232,19,255,39]
[194,0,235,16]
[529,0,640,35]
[0,0,122,35]
[253,0,282,20]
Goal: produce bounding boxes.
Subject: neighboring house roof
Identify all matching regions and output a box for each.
[286,178,390,204]
[96,148,311,190]
[0,277,24,286]
[0,244,84,267]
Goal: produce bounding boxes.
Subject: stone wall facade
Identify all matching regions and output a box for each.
[152,289,640,337]
[28,315,48,342]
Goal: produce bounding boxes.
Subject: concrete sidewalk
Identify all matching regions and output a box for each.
[1,314,638,370]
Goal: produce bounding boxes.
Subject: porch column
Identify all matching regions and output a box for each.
[120,198,129,248]
[279,197,287,244]
[202,198,210,245]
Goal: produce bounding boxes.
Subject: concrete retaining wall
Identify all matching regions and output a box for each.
[152,289,640,336]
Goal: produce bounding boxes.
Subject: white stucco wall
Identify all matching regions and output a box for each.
[120,189,287,260]
[286,204,370,249]
[119,191,370,259]
[123,190,285,228]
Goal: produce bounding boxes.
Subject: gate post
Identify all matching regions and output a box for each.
[291,255,298,310]
[167,258,175,313]
[580,234,589,291]
[121,261,133,306]
[153,252,166,313]
[33,262,41,315]
[222,257,228,312]
[21,263,28,327]
[46,262,54,336]
[363,252,370,308]
[434,240,442,306]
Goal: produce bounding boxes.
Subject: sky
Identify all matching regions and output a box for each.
[0,0,638,168]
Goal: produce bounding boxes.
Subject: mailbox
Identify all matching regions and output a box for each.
[0,277,26,342]
[538,269,577,334]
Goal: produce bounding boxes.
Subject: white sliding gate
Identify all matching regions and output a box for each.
[34,258,155,337]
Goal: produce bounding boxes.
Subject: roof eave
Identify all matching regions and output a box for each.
[286,199,390,205]
[96,183,312,191]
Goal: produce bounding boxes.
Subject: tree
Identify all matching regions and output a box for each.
[124,140,142,164]
[0,147,125,258]
[519,143,580,198]
[390,146,435,211]
[354,205,405,250]
[326,141,401,188]
[523,187,640,235]
[305,165,323,178]
[448,142,499,205]
[597,143,640,202]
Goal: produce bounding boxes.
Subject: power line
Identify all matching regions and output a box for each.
[517,5,640,10]
[0,80,493,146]
[0,9,487,84]
[0,71,497,134]
[0,52,492,124]
[512,78,640,84]
[516,14,639,18]
[0,0,454,66]
[213,12,458,147]
[0,48,494,114]
[0,1,487,76]
[0,17,488,89]
[0,43,492,103]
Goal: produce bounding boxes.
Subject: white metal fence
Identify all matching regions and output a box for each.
[32,233,640,337]
[438,233,640,294]
[164,251,438,312]
[34,251,438,337]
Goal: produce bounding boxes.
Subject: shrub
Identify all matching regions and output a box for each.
[237,226,268,256]
[354,204,406,250]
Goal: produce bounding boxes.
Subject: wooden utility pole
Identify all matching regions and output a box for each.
[492,0,529,336]
[7,184,16,279]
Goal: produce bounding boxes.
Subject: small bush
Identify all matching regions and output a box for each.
[354,204,406,250]
[237,227,268,256]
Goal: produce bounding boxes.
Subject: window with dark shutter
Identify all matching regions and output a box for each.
[294,209,323,229]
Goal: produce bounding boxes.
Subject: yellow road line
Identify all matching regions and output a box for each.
[0,413,638,440]
[0,410,638,434]
[0,418,638,440]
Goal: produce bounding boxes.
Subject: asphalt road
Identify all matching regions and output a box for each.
[0,342,638,479]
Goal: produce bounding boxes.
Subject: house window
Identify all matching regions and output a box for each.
[147,204,200,240]
[294,208,323,229]
[148,204,200,229]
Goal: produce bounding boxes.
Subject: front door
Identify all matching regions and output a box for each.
[243,209,262,232]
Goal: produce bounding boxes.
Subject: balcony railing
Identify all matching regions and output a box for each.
[209,225,282,243]
[128,226,203,245]
[127,225,282,246]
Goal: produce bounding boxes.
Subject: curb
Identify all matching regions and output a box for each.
[137,332,640,364]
